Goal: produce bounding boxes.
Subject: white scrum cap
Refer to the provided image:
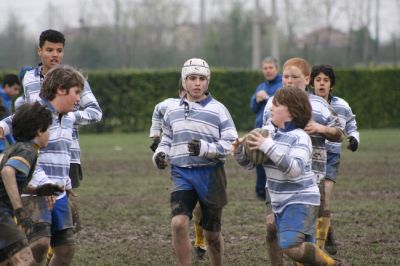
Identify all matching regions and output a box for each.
[181,58,210,90]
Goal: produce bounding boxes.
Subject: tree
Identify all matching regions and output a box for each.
[0,13,35,69]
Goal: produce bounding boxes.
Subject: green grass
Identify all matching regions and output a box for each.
[72,129,400,265]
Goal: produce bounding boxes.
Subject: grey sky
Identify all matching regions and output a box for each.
[0,0,399,43]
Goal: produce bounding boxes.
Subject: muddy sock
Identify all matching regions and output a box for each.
[316,210,331,249]
[194,223,206,249]
[298,242,336,266]
[46,247,54,265]
[193,211,205,249]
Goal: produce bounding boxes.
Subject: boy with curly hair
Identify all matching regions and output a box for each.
[0,102,62,265]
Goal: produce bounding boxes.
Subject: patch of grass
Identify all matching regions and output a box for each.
[72,130,400,265]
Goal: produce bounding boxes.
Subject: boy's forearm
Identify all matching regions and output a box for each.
[1,167,23,210]
[321,126,344,142]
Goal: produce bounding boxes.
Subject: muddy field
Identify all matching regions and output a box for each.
[72,130,400,265]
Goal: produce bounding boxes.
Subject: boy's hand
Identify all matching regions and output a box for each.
[0,127,4,139]
[36,183,64,196]
[150,137,161,152]
[188,139,201,156]
[155,152,168,169]
[347,136,358,152]
[304,121,324,135]
[231,138,244,155]
[14,207,33,235]
[256,90,269,103]
[66,189,78,197]
[45,196,57,210]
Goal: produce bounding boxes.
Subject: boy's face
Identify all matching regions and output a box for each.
[57,86,82,113]
[4,83,21,98]
[313,72,331,100]
[185,75,208,102]
[262,62,278,81]
[36,128,50,148]
[270,102,292,129]
[282,66,309,91]
[38,41,64,74]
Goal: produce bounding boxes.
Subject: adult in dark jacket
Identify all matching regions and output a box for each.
[249,56,282,200]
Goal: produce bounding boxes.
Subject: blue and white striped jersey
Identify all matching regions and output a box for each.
[154,94,238,167]
[234,124,320,213]
[23,65,102,164]
[149,98,181,138]
[326,96,359,154]
[262,93,344,181]
[0,99,78,198]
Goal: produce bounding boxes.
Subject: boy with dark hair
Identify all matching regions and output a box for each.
[0,102,62,266]
[310,64,359,254]
[39,29,66,49]
[0,65,85,265]
[1,74,21,110]
[22,29,102,235]
[0,74,21,152]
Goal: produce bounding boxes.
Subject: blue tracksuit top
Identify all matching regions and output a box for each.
[250,74,282,128]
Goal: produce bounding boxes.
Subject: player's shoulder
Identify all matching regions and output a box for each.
[289,129,311,146]
[309,93,328,105]
[331,96,350,108]
[3,142,37,161]
[309,93,331,112]
[208,97,231,113]
[23,69,39,84]
[288,128,308,138]
[163,98,180,105]
[161,98,181,110]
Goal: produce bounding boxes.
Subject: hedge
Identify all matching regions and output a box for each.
[1,68,399,132]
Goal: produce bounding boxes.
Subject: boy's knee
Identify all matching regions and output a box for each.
[54,244,75,258]
[12,247,35,266]
[266,221,277,244]
[204,230,220,242]
[282,244,303,261]
[171,215,189,232]
[30,237,50,263]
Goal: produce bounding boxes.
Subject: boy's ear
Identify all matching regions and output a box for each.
[37,47,42,57]
[56,86,67,95]
[36,129,42,136]
[305,75,310,85]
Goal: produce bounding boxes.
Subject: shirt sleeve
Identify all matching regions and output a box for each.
[6,156,31,177]
[5,146,37,181]
[28,164,52,187]
[153,109,173,166]
[345,106,360,143]
[259,133,312,178]
[198,105,238,160]
[72,81,103,125]
[0,115,14,136]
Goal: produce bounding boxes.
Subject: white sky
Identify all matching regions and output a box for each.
[0,0,398,43]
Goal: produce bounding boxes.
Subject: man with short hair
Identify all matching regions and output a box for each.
[250,56,282,200]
